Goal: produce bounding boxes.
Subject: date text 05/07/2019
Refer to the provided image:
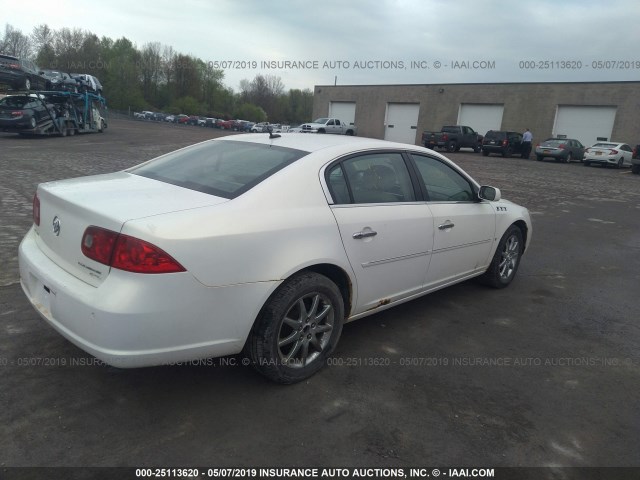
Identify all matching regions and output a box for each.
[519,60,640,70]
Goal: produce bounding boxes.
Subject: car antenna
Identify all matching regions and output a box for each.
[267,126,281,139]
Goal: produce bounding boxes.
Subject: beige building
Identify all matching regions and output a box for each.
[311,82,640,147]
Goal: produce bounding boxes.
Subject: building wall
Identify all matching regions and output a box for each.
[312,82,640,145]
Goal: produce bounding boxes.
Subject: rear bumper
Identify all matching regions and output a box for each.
[584,156,617,164]
[19,227,278,368]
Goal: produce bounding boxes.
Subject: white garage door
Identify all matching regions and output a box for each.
[384,103,420,144]
[329,102,356,126]
[457,104,504,137]
[553,106,617,146]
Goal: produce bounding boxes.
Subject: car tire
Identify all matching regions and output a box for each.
[482,149,489,157]
[98,119,104,133]
[478,225,524,289]
[536,155,543,161]
[631,164,639,174]
[318,129,326,134]
[502,147,512,158]
[247,272,344,384]
[617,158,623,169]
[565,153,572,163]
[446,142,456,153]
[474,144,481,153]
[29,117,37,129]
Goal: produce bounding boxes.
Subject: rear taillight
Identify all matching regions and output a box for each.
[81,226,185,274]
[442,134,448,141]
[33,193,40,226]
[11,111,23,117]
[585,148,591,153]
[502,140,508,146]
[609,149,618,154]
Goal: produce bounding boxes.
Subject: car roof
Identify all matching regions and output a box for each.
[216,132,428,155]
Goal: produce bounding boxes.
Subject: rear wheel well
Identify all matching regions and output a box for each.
[299,264,352,317]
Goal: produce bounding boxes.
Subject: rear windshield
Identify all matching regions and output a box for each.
[485,131,506,139]
[542,139,566,147]
[592,143,616,148]
[130,140,307,199]
[0,96,31,108]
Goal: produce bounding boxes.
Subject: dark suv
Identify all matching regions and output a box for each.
[0,54,48,91]
[482,130,524,157]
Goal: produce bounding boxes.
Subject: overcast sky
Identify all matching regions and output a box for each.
[4,0,640,91]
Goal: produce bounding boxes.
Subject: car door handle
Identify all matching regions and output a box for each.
[438,222,455,230]
[353,230,378,239]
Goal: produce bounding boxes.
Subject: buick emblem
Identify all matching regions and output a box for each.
[52,216,61,236]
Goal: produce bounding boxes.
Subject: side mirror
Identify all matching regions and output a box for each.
[478,186,501,202]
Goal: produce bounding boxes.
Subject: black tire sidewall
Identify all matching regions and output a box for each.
[248,272,344,383]
[481,225,523,289]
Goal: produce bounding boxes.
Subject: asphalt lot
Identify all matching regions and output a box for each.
[1,120,639,471]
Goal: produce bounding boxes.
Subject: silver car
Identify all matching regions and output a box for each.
[535,138,585,163]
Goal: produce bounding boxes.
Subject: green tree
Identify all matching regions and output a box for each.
[235,103,267,122]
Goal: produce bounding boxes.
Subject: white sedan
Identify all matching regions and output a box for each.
[19,134,532,383]
[583,142,634,168]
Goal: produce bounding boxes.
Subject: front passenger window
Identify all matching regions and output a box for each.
[411,154,475,202]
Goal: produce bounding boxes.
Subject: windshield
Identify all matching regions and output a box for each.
[592,143,616,148]
[130,140,307,199]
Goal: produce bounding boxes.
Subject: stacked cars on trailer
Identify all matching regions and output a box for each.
[0,90,107,136]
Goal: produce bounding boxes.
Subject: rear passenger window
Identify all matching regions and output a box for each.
[326,152,416,204]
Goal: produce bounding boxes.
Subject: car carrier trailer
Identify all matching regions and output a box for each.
[8,90,107,136]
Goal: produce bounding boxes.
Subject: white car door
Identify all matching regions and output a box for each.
[409,153,496,288]
[326,152,434,314]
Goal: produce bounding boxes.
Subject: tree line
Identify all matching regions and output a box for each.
[0,23,313,123]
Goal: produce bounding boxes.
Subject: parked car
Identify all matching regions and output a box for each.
[164,114,176,123]
[186,115,200,126]
[300,117,357,135]
[0,54,48,91]
[482,130,524,157]
[204,117,217,127]
[19,134,531,383]
[141,111,155,120]
[216,119,234,129]
[0,94,50,131]
[631,144,640,174]
[583,142,633,168]
[535,138,585,163]
[176,114,189,124]
[41,70,79,93]
[422,125,483,152]
[251,122,269,132]
[198,117,207,126]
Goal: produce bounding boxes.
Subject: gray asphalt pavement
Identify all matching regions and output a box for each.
[1,121,639,471]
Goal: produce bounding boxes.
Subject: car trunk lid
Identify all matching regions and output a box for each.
[34,172,228,287]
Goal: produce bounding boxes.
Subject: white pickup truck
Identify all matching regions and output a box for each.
[300,117,357,135]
